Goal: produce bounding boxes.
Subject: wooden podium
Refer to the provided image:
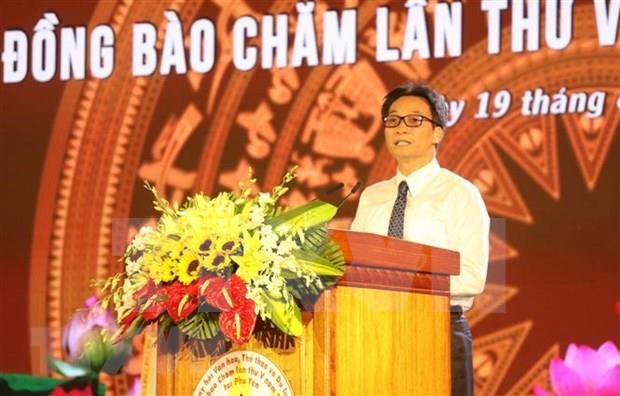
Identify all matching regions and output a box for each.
[152,229,459,395]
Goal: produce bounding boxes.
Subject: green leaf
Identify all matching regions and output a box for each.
[267,201,337,231]
[177,313,219,340]
[302,226,328,252]
[157,316,172,341]
[280,269,301,280]
[48,357,90,377]
[320,240,346,270]
[293,249,344,277]
[110,317,145,344]
[287,279,323,299]
[263,293,303,336]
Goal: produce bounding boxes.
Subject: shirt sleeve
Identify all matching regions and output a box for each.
[450,186,490,297]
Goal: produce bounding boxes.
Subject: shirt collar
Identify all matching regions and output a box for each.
[396,158,441,196]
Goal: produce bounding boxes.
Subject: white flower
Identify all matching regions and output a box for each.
[249,205,265,228]
[260,225,279,252]
[125,258,142,274]
[246,283,270,320]
[130,226,153,251]
[258,192,273,207]
[276,236,299,256]
[138,225,153,234]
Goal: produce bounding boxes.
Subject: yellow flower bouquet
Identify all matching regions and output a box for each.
[97,168,344,355]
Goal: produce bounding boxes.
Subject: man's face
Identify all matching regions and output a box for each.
[384,95,443,168]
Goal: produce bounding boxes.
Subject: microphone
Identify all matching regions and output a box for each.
[323,182,345,196]
[312,182,345,202]
[338,181,362,207]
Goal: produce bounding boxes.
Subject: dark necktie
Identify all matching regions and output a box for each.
[388,181,409,239]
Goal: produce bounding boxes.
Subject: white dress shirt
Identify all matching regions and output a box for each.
[350,158,490,310]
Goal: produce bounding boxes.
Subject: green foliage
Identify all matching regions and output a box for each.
[48,357,89,377]
[262,293,303,337]
[177,312,220,340]
[302,226,328,252]
[267,201,337,232]
[292,249,344,277]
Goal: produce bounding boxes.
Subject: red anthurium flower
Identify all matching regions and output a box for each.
[120,306,140,326]
[142,296,166,321]
[202,277,227,309]
[203,275,257,343]
[196,275,216,295]
[166,293,199,323]
[204,274,248,311]
[141,283,171,322]
[219,299,257,344]
[185,279,201,297]
[133,279,158,302]
[165,281,200,323]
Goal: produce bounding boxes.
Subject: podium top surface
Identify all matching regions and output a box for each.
[329,229,459,295]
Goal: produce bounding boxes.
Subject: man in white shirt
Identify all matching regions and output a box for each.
[350,83,490,396]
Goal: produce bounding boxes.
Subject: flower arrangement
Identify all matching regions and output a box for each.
[97,168,345,353]
[533,340,620,396]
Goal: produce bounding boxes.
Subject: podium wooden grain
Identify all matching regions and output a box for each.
[153,230,459,395]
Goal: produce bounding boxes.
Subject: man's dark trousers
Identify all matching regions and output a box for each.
[450,307,474,396]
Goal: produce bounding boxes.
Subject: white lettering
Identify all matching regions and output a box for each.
[132,23,157,76]
[593,0,620,46]
[291,1,319,67]
[189,18,216,73]
[90,25,114,79]
[322,9,357,65]
[545,0,574,50]
[160,10,187,75]
[511,0,540,52]
[375,7,399,62]
[2,30,28,83]
[60,27,85,80]
[402,1,431,59]
[434,2,462,58]
[233,16,258,71]
[261,14,288,69]
[32,12,59,82]
[481,0,508,54]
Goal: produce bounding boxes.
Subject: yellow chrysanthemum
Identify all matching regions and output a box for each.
[145,253,174,284]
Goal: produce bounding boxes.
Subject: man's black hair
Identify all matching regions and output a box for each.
[381,82,449,129]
